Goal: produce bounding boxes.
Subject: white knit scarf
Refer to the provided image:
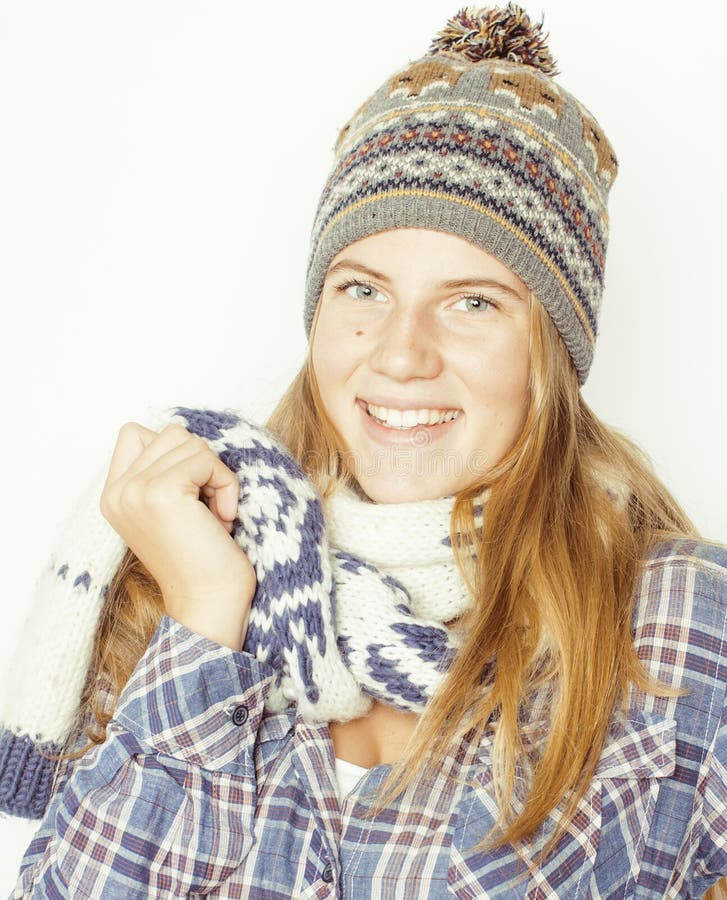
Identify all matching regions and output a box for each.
[295,482,483,718]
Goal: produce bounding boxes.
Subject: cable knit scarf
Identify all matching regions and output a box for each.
[0,405,486,819]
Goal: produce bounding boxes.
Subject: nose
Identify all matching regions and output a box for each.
[367,304,443,381]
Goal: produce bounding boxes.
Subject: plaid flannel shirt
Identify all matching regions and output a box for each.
[9,538,727,898]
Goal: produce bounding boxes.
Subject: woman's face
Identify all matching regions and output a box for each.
[311,228,532,503]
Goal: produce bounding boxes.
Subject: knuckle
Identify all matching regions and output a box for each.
[193,441,213,459]
[190,434,209,451]
[161,423,190,438]
[118,421,140,438]
[99,491,111,519]
[100,482,123,520]
[118,477,147,511]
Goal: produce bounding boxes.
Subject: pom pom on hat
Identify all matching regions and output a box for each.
[428,2,559,76]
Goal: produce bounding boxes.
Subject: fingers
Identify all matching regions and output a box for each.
[142,445,240,521]
[103,422,156,492]
[103,421,239,522]
[206,489,236,531]
[108,423,195,481]
[98,419,255,649]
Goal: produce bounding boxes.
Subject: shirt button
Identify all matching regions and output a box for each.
[321,863,334,883]
[231,704,249,726]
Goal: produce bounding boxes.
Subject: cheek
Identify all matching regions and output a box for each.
[459,339,530,453]
[508,337,531,402]
[310,310,362,401]
[495,334,531,434]
[466,329,530,406]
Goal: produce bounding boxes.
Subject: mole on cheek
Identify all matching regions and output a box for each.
[355,330,364,336]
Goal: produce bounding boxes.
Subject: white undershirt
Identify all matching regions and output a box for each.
[334,756,369,801]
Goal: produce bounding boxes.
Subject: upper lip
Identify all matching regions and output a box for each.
[358,396,460,411]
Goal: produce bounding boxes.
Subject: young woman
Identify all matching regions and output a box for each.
[2,5,725,897]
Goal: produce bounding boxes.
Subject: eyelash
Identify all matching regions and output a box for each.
[333,279,499,312]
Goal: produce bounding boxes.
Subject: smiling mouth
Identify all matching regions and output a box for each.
[360,400,462,429]
[366,408,461,429]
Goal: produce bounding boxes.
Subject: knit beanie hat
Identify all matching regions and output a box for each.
[302,4,618,386]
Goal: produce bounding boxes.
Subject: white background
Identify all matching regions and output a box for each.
[1,0,725,887]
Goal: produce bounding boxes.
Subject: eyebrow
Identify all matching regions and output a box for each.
[325,259,527,302]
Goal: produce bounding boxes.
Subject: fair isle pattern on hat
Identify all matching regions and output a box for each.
[0,406,483,819]
[302,5,618,386]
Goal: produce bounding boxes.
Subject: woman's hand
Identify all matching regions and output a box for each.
[99,422,257,651]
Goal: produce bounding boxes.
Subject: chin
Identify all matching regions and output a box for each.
[356,475,458,505]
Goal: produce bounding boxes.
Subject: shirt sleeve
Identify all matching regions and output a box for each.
[11,613,277,898]
[683,547,727,896]
[686,697,727,896]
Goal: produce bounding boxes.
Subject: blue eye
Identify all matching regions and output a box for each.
[337,280,385,302]
[452,294,497,313]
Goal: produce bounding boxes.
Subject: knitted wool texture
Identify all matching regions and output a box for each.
[302,4,618,385]
[0,406,483,820]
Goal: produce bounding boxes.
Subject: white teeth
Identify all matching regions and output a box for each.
[365,403,460,428]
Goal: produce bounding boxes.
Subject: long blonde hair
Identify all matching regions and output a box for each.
[52,293,725,897]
